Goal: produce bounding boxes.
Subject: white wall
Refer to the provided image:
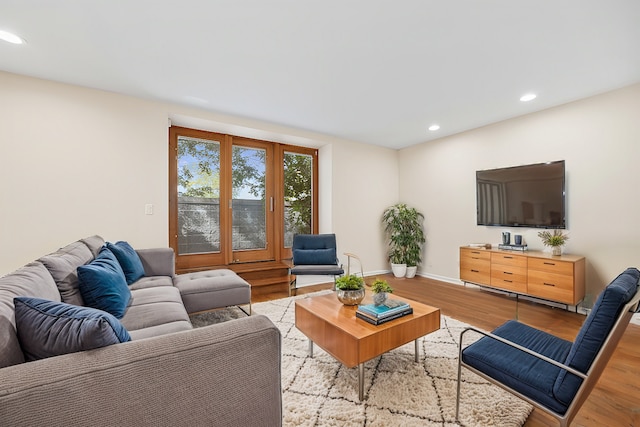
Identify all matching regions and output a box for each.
[329,140,399,275]
[399,83,640,303]
[0,71,397,276]
[1,72,170,271]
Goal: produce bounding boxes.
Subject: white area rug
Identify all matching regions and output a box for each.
[192,292,533,426]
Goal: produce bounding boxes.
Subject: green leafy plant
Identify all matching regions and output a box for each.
[335,274,365,291]
[382,203,426,266]
[537,230,569,247]
[370,278,393,294]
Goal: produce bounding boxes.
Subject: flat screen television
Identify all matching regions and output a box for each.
[476,160,566,229]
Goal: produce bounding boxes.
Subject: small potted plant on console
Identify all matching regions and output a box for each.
[371,278,393,306]
[335,275,366,305]
[538,229,569,256]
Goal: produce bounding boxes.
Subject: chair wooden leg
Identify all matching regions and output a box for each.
[289,274,297,297]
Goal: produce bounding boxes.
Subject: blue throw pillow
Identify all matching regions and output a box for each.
[78,247,131,318]
[106,241,145,285]
[14,297,131,361]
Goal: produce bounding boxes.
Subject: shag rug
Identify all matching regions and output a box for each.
[190,291,532,426]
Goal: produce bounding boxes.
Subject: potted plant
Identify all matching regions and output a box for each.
[335,274,366,305]
[382,203,426,278]
[538,229,569,256]
[371,278,393,306]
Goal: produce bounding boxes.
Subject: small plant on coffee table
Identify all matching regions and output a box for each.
[335,275,366,305]
[371,278,393,306]
[335,275,365,290]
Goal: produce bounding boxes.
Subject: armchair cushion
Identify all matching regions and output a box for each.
[293,248,337,265]
[462,320,573,414]
[14,297,131,361]
[553,267,640,405]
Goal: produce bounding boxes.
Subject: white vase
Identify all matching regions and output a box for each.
[405,266,417,278]
[391,263,407,278]
[552,246,562,256]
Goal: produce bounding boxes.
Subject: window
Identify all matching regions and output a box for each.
[169,126,317,272]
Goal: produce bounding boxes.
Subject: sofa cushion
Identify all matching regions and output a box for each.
[81,235,105,257]
[553,267,640,406]
[173,269,251,314]
[0,262,61,368]
[78,248,131,319]
[121,286,192,339]
[39,241,94,306]
[106,241,145,285]
[14,297,131,361]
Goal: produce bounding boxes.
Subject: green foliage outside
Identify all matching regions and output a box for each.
[178,139,312,236]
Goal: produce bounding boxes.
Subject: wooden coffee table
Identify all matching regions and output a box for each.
[295,291,441,400]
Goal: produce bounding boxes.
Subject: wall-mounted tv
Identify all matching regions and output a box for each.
[476,160,566,229]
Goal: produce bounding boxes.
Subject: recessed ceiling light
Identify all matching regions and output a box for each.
[428,124,440,131]
[520,93,537,102]
[0,30,24,44]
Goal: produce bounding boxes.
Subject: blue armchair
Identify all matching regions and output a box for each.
[456,267,640,427]
[289,234,344,296]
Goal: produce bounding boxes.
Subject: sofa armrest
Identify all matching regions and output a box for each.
[136,247,175,277]
[0,315,282,427]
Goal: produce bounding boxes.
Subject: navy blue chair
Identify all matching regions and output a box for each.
[289,234,344,296]
[456,267,640,427]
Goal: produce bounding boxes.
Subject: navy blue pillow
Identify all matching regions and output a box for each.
[106,241,145,285]
[14,297,131,361]
[78,247,131,319]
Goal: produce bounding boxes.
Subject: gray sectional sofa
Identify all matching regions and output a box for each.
[0,236,282,426]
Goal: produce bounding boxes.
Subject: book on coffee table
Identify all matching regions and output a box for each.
[356,307,413,325]
[358,299,410,319]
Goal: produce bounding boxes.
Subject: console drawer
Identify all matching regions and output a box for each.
[491,264,527,293]
[528,258,574,276]
[528,269,575,304]
[491,252,527,268]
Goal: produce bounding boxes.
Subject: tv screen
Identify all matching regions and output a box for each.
[476,161,566,229]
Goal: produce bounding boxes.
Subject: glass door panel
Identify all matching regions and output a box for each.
[176,136,221,255]
[283,151,313,248]
[231,140,274,262]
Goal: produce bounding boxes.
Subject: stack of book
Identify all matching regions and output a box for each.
[356,299,413,325]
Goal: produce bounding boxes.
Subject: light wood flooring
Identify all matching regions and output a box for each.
[252,274,640,427]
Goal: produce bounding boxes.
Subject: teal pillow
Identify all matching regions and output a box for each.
[78,247,131,319]
[14,297,131,361]
[106,241,145,285]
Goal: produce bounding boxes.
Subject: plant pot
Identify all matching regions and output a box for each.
[552,246,562,256]
[336,288,366,305]
[405,266,417,278]
[391,263,407,278]
[373,292,388,306]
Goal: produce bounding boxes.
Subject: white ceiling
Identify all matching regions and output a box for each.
[1,1,639,149]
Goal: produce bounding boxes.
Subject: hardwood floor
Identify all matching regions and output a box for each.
[252,274,640,427]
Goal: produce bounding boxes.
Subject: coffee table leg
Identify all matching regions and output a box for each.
[358,363,365,401]
[308,339,314,357]
[415,339,419,362]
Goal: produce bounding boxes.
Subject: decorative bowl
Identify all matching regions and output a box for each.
[336,288,366,305]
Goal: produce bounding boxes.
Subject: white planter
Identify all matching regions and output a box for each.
[391,263,407,278]
[405,266,417,278]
